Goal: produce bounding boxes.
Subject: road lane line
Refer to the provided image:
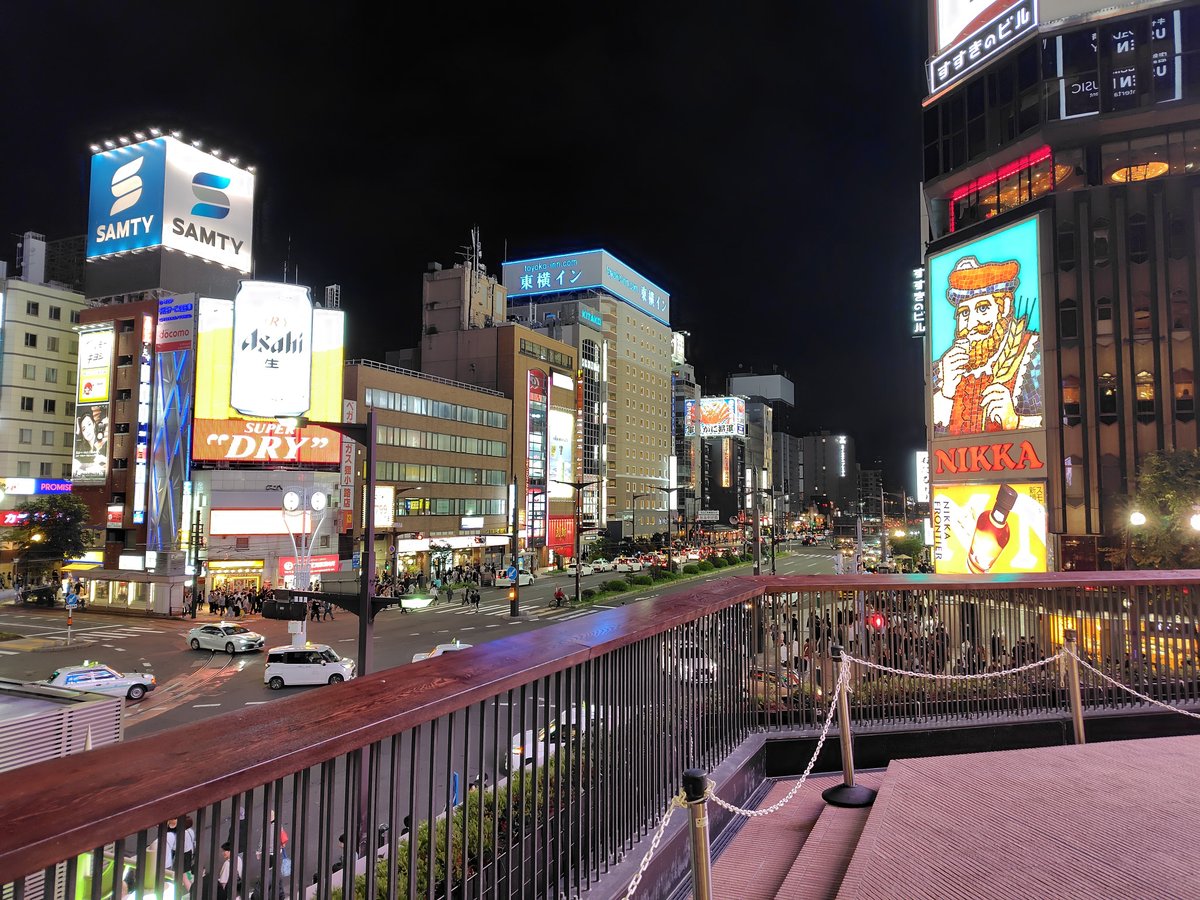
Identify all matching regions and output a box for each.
[244,701,269,705]
[192,703,221,708]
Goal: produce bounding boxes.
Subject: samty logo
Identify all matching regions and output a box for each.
[109,156,144,216]
[190,172,231,219]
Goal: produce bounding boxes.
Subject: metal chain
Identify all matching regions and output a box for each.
[624,664,852,895]
[622,790,687,900]
[1066,649,1200,721]
[842,650,1063,682]
[707,663,849,818]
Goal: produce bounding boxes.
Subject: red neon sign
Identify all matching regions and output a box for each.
[948,145,1052,233]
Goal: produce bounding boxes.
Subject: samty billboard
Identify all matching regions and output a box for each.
[932,481,1048,574]
[684,398,747,438]
[86,135,255,272]
[928,216,1042,439]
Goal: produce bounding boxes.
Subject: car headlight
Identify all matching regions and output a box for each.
[512,744,523,755]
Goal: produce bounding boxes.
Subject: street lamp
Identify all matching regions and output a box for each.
[551,479,600,605]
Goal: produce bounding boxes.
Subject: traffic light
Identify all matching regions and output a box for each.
[508,587,517,602]
[868,612,887,631]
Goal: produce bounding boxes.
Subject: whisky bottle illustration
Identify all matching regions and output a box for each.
[967,484,1018,574]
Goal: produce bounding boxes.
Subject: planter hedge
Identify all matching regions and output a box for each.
[602,579,629,593]
[630,575,653,586]
[682,564,699,575]
[710,557,728,569]
[697,561,714,572]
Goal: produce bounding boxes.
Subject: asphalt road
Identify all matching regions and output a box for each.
[0,546,836,739]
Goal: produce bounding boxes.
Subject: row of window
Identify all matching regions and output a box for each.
[24,301,80,323]
[18,397,63,415]
[12,460,70,478]
[20,364,76,385]
[375,462,508,485]
[1058,292,1192,340]
[374,426,506,457]
[519,339,574,370]
[16,429,72,447]
[392,497,507,518]
[20,333,76,354]
[1062,370,1194,425]
[364,388,508,429]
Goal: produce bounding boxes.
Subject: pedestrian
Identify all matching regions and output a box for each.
[472,588,481,613]
[323,600,334,621]
[217,841,242,900]
[310,599,320,621]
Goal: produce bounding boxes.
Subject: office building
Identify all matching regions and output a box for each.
[801,431,857,513]
[920,1,1200,570]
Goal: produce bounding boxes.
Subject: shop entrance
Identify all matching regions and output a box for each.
[206,561,265,593]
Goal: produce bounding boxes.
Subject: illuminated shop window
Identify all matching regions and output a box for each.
[948,146,1053,232]
[1098,373,1119,424]
[1062,375,1081,426]
[1175,369,1195,420]
[1135,370,1157,422]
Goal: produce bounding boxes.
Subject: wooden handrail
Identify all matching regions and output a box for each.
[1,570,1196,883]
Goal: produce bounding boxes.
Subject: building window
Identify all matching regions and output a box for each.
[1092,218,1111,266]
[48,306,61,321]
[117,354,133,367]
[1064,455,1085,502]
[1170,290,1191,332]
[24,333,37,348]
[26,301,39,316]
[116,389,132,401]
[1175,369,1195,420]
[17,462,29,476]
[1096,297,1114,336]
[1127,214,1150,264]
[22,364,35,380]
[61,464,71,478]
[44,368,57,384]
[1098,373,1119,424]
[63,432,72,448]
[65,401,75,417]
[41,430,54,445]
[39,462,52,477]
[1132,291,1153,337]
[20,396,33,412]
[1062,376,1081,426]
[112,458,129,470]
[70,310,81,324]
[46,336,59,353]
[1168,214,1189,260]
[18,429,32,444]
[1058,299,1079,341]
[43,399,56,414]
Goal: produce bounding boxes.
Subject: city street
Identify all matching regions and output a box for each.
[0,547,836,739]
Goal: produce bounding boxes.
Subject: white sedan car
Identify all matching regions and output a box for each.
[590,559,614,573]
[508,704,595,772]
[412,639,473,663]
[615,558,643,573]
[186,623,266,654]
[564,562,594,577]
[44,663,157,701]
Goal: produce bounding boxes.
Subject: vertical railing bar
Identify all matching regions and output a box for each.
[489,696,500,900]
[202,802,220,900]
[384,733,401,900]
[318,760,335,900]
[444,711,456,900]
[365,740,382,900]
[344,751,361,900]
[507,686,519,897]
[406,728,418,900]
[426,720,438,900]
[110,837,126,900]
[293,768,309,900]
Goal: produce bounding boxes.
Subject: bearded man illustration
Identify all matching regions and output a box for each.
[932,255,1042,435]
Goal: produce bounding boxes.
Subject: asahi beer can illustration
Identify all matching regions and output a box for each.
[229,281,314,418]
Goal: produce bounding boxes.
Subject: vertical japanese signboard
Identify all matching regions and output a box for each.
[72,326,114,485]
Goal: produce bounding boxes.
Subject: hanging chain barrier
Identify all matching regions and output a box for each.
[840,650,1065,681]
[623,664,849,898]
[1066,648,1200,721]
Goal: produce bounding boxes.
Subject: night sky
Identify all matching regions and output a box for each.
[2,2,928,490]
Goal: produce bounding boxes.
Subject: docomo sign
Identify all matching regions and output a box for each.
[156,296,195,352]
[193,419,340,464]
[278,554,340,577]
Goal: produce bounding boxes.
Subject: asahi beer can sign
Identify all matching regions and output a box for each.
[230,282,314,418]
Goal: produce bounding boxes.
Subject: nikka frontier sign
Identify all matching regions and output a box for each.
[930,432,1047,483]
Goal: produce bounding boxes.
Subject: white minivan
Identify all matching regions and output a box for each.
[264,644,356,689]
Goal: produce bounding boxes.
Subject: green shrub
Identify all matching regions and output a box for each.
[740,553,754,563]
[581,588,596,600]
[682,564,700,575]
[630,575,653,586]
[697,560,715,572]
[711,557,728,568]
[723,554,740,565]
[650,568,673,581]
[603,579,629,593]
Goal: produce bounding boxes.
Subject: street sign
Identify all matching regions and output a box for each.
[506,565,518,581]
[352,552,361,569]
[65,595,78,610]
[696,510,719,523]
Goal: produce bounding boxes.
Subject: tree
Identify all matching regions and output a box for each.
[889,531,927,569]
[1119,449,1200,569]
[12,495,95,574]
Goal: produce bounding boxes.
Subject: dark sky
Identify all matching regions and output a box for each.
[2,2,928,491]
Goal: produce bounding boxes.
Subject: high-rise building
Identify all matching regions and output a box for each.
[671,332,701,532]
[919,1,1200,571]
[774,432,804,524]
[0,246,88,582]
[801,431,857,513]
[502,250,673,538]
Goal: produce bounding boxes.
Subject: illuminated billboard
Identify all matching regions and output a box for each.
[548,409,575,499]
[72,402,110,485]
[932,481,1048,574]
[193,285,345,459]
[503,250,670,325]
[684,397,747,438]
[77,328,114,403]
[929,1,1037,95]
[928,215,1042,438]
[192,419,340,464]
[87,136,255,272]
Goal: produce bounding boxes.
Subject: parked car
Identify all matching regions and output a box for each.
[44,662,157,701]
[744,666,813,710]
[614,558,642,573]
[412,639,473,663]
[564,561,594,577]
[590,558,614,573]
[508,703,595,772]
[661,641,717,683]
[186,622,266,654]
[685,549,701,561]
[264,644,356,689]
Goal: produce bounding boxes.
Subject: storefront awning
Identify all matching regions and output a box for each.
[62,562,101,572]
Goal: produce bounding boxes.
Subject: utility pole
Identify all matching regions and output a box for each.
[554,480,599,604]
[509,478,520,616]
[752,468,762,576]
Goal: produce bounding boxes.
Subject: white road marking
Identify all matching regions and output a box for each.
[435,629,449,634]
[0,649,17,656]
[193,703,221,708]
[244,701,269,705]
[337,638,354,642]
[486,624,501,628]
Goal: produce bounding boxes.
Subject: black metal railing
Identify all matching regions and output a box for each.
[2,572,1198,900]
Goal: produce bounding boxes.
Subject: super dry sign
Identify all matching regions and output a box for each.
[933,438,1044,476]
[192,419,340,464]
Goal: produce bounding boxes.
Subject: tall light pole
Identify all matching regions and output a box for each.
[650,485,677,572]
[552,479,599,604]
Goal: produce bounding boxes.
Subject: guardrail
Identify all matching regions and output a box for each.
[1,572,1197,899]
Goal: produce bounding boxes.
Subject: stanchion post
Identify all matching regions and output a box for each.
[821,645,877,808]
[682,768,713,900]
[1064,629,1086,745]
